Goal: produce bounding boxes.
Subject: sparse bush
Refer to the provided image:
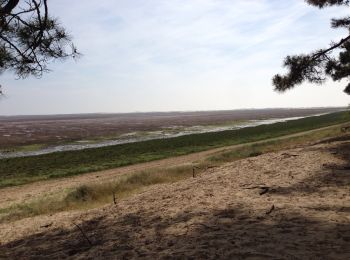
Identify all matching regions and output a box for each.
[65,185,95,202]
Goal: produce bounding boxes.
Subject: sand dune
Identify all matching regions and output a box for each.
[1,140,350,259]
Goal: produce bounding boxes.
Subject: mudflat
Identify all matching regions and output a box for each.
[0,107,343,148]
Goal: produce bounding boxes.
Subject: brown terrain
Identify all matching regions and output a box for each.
[0,107,343,148]
[0,125,341,210]
[1,135,349,259]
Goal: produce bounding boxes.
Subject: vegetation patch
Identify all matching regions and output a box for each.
[0,111,349,188]
[0,123,345,223]
[207,125,343,163]
[0,165,199,223]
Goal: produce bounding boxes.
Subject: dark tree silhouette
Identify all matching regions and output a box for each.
[273,0,350,94]
[0,0,78,82]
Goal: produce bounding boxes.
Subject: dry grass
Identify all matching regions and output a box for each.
[206,124,343,163]
[0,164,204,223]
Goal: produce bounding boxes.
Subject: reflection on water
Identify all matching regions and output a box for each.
[0,115,313,159]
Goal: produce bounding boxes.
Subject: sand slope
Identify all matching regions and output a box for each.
[1,140,350,259]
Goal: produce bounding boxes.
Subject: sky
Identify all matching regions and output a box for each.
[0,0,349,115]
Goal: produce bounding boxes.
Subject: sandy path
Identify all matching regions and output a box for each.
[1,138,349,259]
[0,124,343,208]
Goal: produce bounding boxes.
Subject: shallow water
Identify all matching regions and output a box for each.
[0,115,315,159]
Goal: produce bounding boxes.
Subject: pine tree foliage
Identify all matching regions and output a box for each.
[273,0,350,94]
[0,0,78,80]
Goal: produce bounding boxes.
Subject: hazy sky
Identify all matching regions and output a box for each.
[0,0,349,115]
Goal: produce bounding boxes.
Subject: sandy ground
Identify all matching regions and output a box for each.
[0,125,341,209]
[0,138,349,259]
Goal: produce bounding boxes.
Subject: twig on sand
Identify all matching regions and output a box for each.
[265,205,275,215]
[113,192,117,205]
[242,185,269,190]
[40,223,53,228]
[197,223,220,231]
[192,166,202,178]
[259,187,270,195]
[281,153,299,158]
[73,222,93,247]
[242,185,272,195]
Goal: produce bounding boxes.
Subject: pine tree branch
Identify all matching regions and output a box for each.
[311,35,350,61]
[0,0,19,16]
